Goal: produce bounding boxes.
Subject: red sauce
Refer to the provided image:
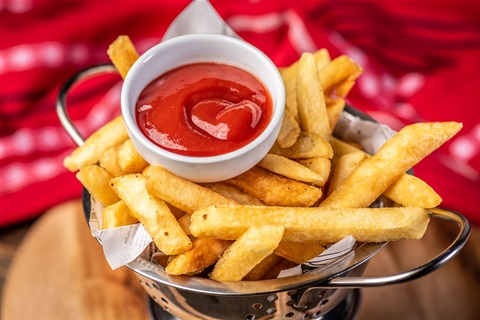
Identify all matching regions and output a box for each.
[135,62,273,157]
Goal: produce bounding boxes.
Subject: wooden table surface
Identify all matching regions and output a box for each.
[1,199,479,319]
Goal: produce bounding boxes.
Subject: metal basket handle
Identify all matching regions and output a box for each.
[319,207,470,288]
[56,63,118,146]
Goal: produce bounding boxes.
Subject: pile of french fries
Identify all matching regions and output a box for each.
[64,36,462,281]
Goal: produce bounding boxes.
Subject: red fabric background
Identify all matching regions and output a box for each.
[1,0,479,227]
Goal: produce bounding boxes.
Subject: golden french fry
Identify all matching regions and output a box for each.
[332,137,363,158]
[281,49,331,122]
[102,200,138,229]
[296,157,332,187]
[262,258,297,280]
[269,132,333,159]
[111,174,192,255]
[225,166,322,207]
[284,83,298,122]
[190,205,430,243]
[314,49,333,72]
[296,52,331,142]
[243,254,283,281]
[64,116,129,172]
[280,49,331,90]
[166,237,232,276]
[107,35,140,79]
[202,182,264,206]
[327,151,367,196]
[210,225,284,281]
[258,153,324,186]
[76,165,119,206]
[321,122,462,208]
[177,214,192,235]
[331,138,442,207]
[167,203,187,220]
[275,240,325,265]
[276,108,301,148]
[326,98,345,131]
[383,174,442,208]
[146,166,236,214]
[117,139,149,173]
[142,165,153,177]
[319,55,362,98]
[99,146,124,177]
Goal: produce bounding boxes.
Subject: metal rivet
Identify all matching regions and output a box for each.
[252,303,263,310]
[266,308,277,314]
[267,294,278,302]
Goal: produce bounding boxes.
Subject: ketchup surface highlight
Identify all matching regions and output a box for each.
[135,62,273,157]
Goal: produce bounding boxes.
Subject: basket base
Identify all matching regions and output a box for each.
[148,289,361,320]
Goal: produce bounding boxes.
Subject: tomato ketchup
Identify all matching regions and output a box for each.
[135,62,273,157]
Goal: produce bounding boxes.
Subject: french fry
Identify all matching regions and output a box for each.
[167,203,187,220]
[166,237,232,276]
[276,108,301,148]
[102,200,138,229]
[258,154,324,186]
[111,174,192,255]
[76,165,119,206]
[327,151,367,196]
[284,85,298,122]
[262,258,297,280]
[296,157,332,187]
[326,98,345,131]
[243,254,283,281]
[146,166,236,214]
[209,225,284,281]
[117,139,149,173]
[202,182,264,206]
[107,35,140,79]
[177,214,192,235]
[321,122,462,208]
[332,138,441,207]
[142,165,153,177]
[296,52,331,142]
[383,174,442,208]
[280,48,331,91]
[275,240,325,264]
[190,205,430,243]
[225,166,322,207]
[318,55,362,98]
[269,132,333,159]
[280,49,331,122]
[332,137,364,158]
[64,116,129,172]
[99,146,124,177]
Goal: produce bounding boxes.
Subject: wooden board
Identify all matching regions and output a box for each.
[2,200,149,319]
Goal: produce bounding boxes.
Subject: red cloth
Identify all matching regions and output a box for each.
[1,0,479,227]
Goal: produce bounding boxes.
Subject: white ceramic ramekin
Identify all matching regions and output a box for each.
[121,34,285,182]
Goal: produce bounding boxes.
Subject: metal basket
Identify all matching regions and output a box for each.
[57,63,470,320]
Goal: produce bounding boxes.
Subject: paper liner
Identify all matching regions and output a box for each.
[87,0,396,274]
